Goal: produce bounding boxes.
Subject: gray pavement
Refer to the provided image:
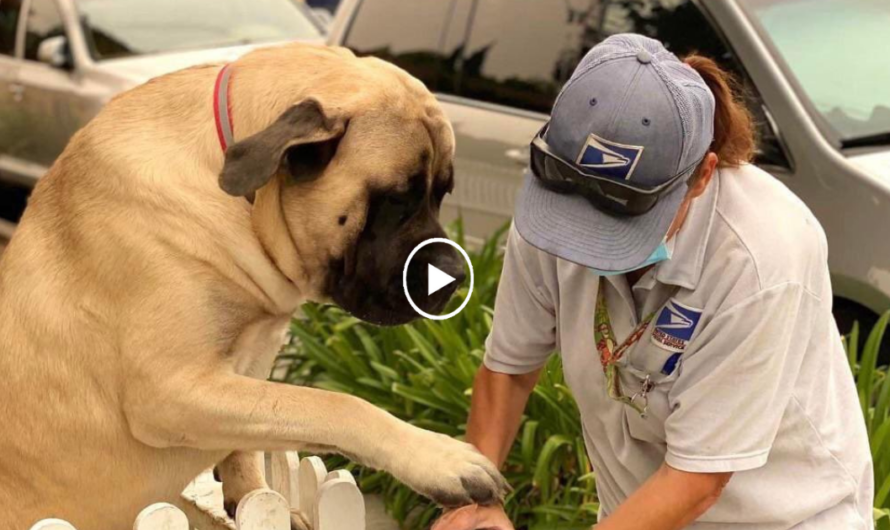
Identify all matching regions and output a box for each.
[365,494,400,530]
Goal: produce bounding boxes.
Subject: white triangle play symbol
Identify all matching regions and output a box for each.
[428,263,457,296]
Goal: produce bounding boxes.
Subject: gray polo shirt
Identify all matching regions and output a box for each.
[485,164,873,529]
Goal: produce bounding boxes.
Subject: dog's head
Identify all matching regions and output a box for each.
[217,46,463,326]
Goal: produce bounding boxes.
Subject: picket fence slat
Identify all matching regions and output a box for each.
[235,490,290,530]
[325,470,354,484]
[299,456,329,528]
[318,471,365,530]
[29,519,77,530]
[266,451,301,509]
[133,503,189,530]
[29,451,366,530]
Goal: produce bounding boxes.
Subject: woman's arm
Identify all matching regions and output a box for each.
[467,365,541,467]
[596,463,732,530]
[430,365,541,530]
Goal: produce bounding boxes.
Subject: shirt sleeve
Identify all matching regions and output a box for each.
[664,282,816,473]
[483,225,558,375]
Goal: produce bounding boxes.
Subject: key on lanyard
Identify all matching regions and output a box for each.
[629,374,653,418]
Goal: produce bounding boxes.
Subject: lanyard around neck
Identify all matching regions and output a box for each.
[594,277,661,415]
[594,278,658,367]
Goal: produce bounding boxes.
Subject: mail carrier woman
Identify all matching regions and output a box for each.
[435,34,873,530]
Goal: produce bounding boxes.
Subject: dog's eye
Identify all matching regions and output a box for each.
[383,194,416,225]
[386,195,408,207]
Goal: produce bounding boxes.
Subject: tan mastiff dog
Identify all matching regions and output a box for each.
[0,43,506,530]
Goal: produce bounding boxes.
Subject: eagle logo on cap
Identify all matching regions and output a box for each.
[576,133,644,181]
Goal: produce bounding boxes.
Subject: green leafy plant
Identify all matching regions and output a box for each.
[878,508,890,530]
[276,222,889,529]
[846,312,890,528]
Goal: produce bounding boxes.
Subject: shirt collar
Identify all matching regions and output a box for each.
[652,169,720,290]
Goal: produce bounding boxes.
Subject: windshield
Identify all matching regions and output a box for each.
[742,0,890,145]
[77,0,323,60]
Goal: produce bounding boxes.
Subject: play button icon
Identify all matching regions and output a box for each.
[428,263,457,296]
[403,237,474,321]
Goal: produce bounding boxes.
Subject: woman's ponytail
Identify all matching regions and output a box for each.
[684,54,756,168]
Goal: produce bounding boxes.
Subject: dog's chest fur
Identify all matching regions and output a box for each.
[229,315,293,379]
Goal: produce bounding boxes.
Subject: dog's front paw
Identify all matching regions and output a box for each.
[392,430,508,508]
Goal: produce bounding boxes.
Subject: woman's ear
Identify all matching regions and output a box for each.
[688,152,719,199]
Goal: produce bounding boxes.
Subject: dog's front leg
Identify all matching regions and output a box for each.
[215,452,266,517]
[125,373,506,508]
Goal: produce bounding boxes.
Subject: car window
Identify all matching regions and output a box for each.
[342,0,473,94]
[457,0,788,166]
[456,0,577,114]
[343,0,788,169]
[23,0,65,62]
[458,0,742,114]
[742,0,890,147]
[0,0,24,56]
[76,0,322,60]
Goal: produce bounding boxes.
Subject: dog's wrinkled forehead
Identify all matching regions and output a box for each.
[341,105,454,192]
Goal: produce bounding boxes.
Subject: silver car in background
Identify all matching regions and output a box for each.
[329,0,890,338]
[0,0,325,238]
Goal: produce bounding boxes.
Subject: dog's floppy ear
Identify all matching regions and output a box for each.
[219,99,346,197]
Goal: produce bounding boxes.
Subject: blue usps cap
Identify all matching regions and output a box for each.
[516,34,715,271]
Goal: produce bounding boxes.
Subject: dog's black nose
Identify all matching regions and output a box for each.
[430,251,466,285]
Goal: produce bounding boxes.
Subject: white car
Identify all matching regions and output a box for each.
[0,0,325,234]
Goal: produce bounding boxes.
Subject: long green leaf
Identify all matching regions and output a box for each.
[521,420,540,470]
[533,435,574,500]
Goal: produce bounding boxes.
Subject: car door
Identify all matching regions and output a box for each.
[15,0,85,171]
[0,0,30,231]
[0,0,26,169]
[704,0,890,335]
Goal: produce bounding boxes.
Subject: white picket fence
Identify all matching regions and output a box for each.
[29,452,365,530]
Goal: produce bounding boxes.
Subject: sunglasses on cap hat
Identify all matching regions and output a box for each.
[529,125,703,216]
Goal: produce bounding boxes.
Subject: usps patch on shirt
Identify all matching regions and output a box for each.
[576,133,644,181]
[651,299,703,353]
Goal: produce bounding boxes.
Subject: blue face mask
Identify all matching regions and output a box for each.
[589,240,672,277]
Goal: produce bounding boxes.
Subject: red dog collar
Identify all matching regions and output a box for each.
[213,64,235,152]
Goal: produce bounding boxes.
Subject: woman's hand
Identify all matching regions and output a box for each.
[431,504,515,530]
